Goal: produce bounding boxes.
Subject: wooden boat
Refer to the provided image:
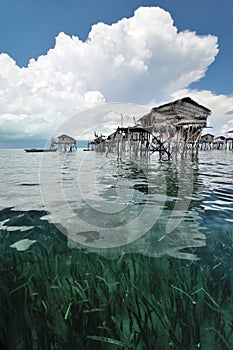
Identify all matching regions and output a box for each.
[24,148,57,153]
[24,138,58,152]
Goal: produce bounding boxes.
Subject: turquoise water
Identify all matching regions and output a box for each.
[0,149,232,349]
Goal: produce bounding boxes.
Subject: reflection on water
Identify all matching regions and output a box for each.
[38,149,207,258]
[0,149,232,260]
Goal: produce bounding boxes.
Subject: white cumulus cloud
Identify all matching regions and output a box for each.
[0,6,230,142]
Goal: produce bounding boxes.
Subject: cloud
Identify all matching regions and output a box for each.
[52,103,150,142]
[0,6,228,142]
[171,89,233,135]
[224,110,233,116]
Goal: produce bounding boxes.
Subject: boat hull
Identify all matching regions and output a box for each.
[24,149,57,153]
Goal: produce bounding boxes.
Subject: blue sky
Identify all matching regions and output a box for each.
[1,0,232,94]
[0,0,233,147]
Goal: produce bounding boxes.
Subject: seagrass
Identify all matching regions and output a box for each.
[0,209,232,349]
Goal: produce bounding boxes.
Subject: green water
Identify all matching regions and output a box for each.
[0,149,232,349]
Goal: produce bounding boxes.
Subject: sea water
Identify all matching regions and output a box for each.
[0,148,232,349]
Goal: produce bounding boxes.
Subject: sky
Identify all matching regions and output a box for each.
[0,0,233,148]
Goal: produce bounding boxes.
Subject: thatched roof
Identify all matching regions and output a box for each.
[154,97,211,114]
[201,133,215,137]
[57,134,76,144]
[139,97,211,129]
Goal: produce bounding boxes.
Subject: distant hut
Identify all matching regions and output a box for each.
[56,134,77,151]
[201,133,215,143]
[200,133,215,150]
[213,136,226,150]
[226,130,233,149]
[90,133,106,151]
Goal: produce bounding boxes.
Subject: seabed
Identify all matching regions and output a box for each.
[0,209,232,350]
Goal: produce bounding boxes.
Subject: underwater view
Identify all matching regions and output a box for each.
[0,148,232,349]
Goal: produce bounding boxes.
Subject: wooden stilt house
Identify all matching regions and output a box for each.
[90,97,212,160]
[200,133,215,150]
[56,134,77,151]
[139,97,211,156]
[226,130,233,150]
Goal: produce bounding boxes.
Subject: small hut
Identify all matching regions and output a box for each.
[200,133,215,150]
[226,130,233,150]
[56,134,77,151]
[213,136,226,150]
[200,133,215,143]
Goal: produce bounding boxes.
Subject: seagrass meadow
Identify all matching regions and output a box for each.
[0,209,232,350]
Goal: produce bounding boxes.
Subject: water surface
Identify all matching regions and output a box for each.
[0,149,232,349]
